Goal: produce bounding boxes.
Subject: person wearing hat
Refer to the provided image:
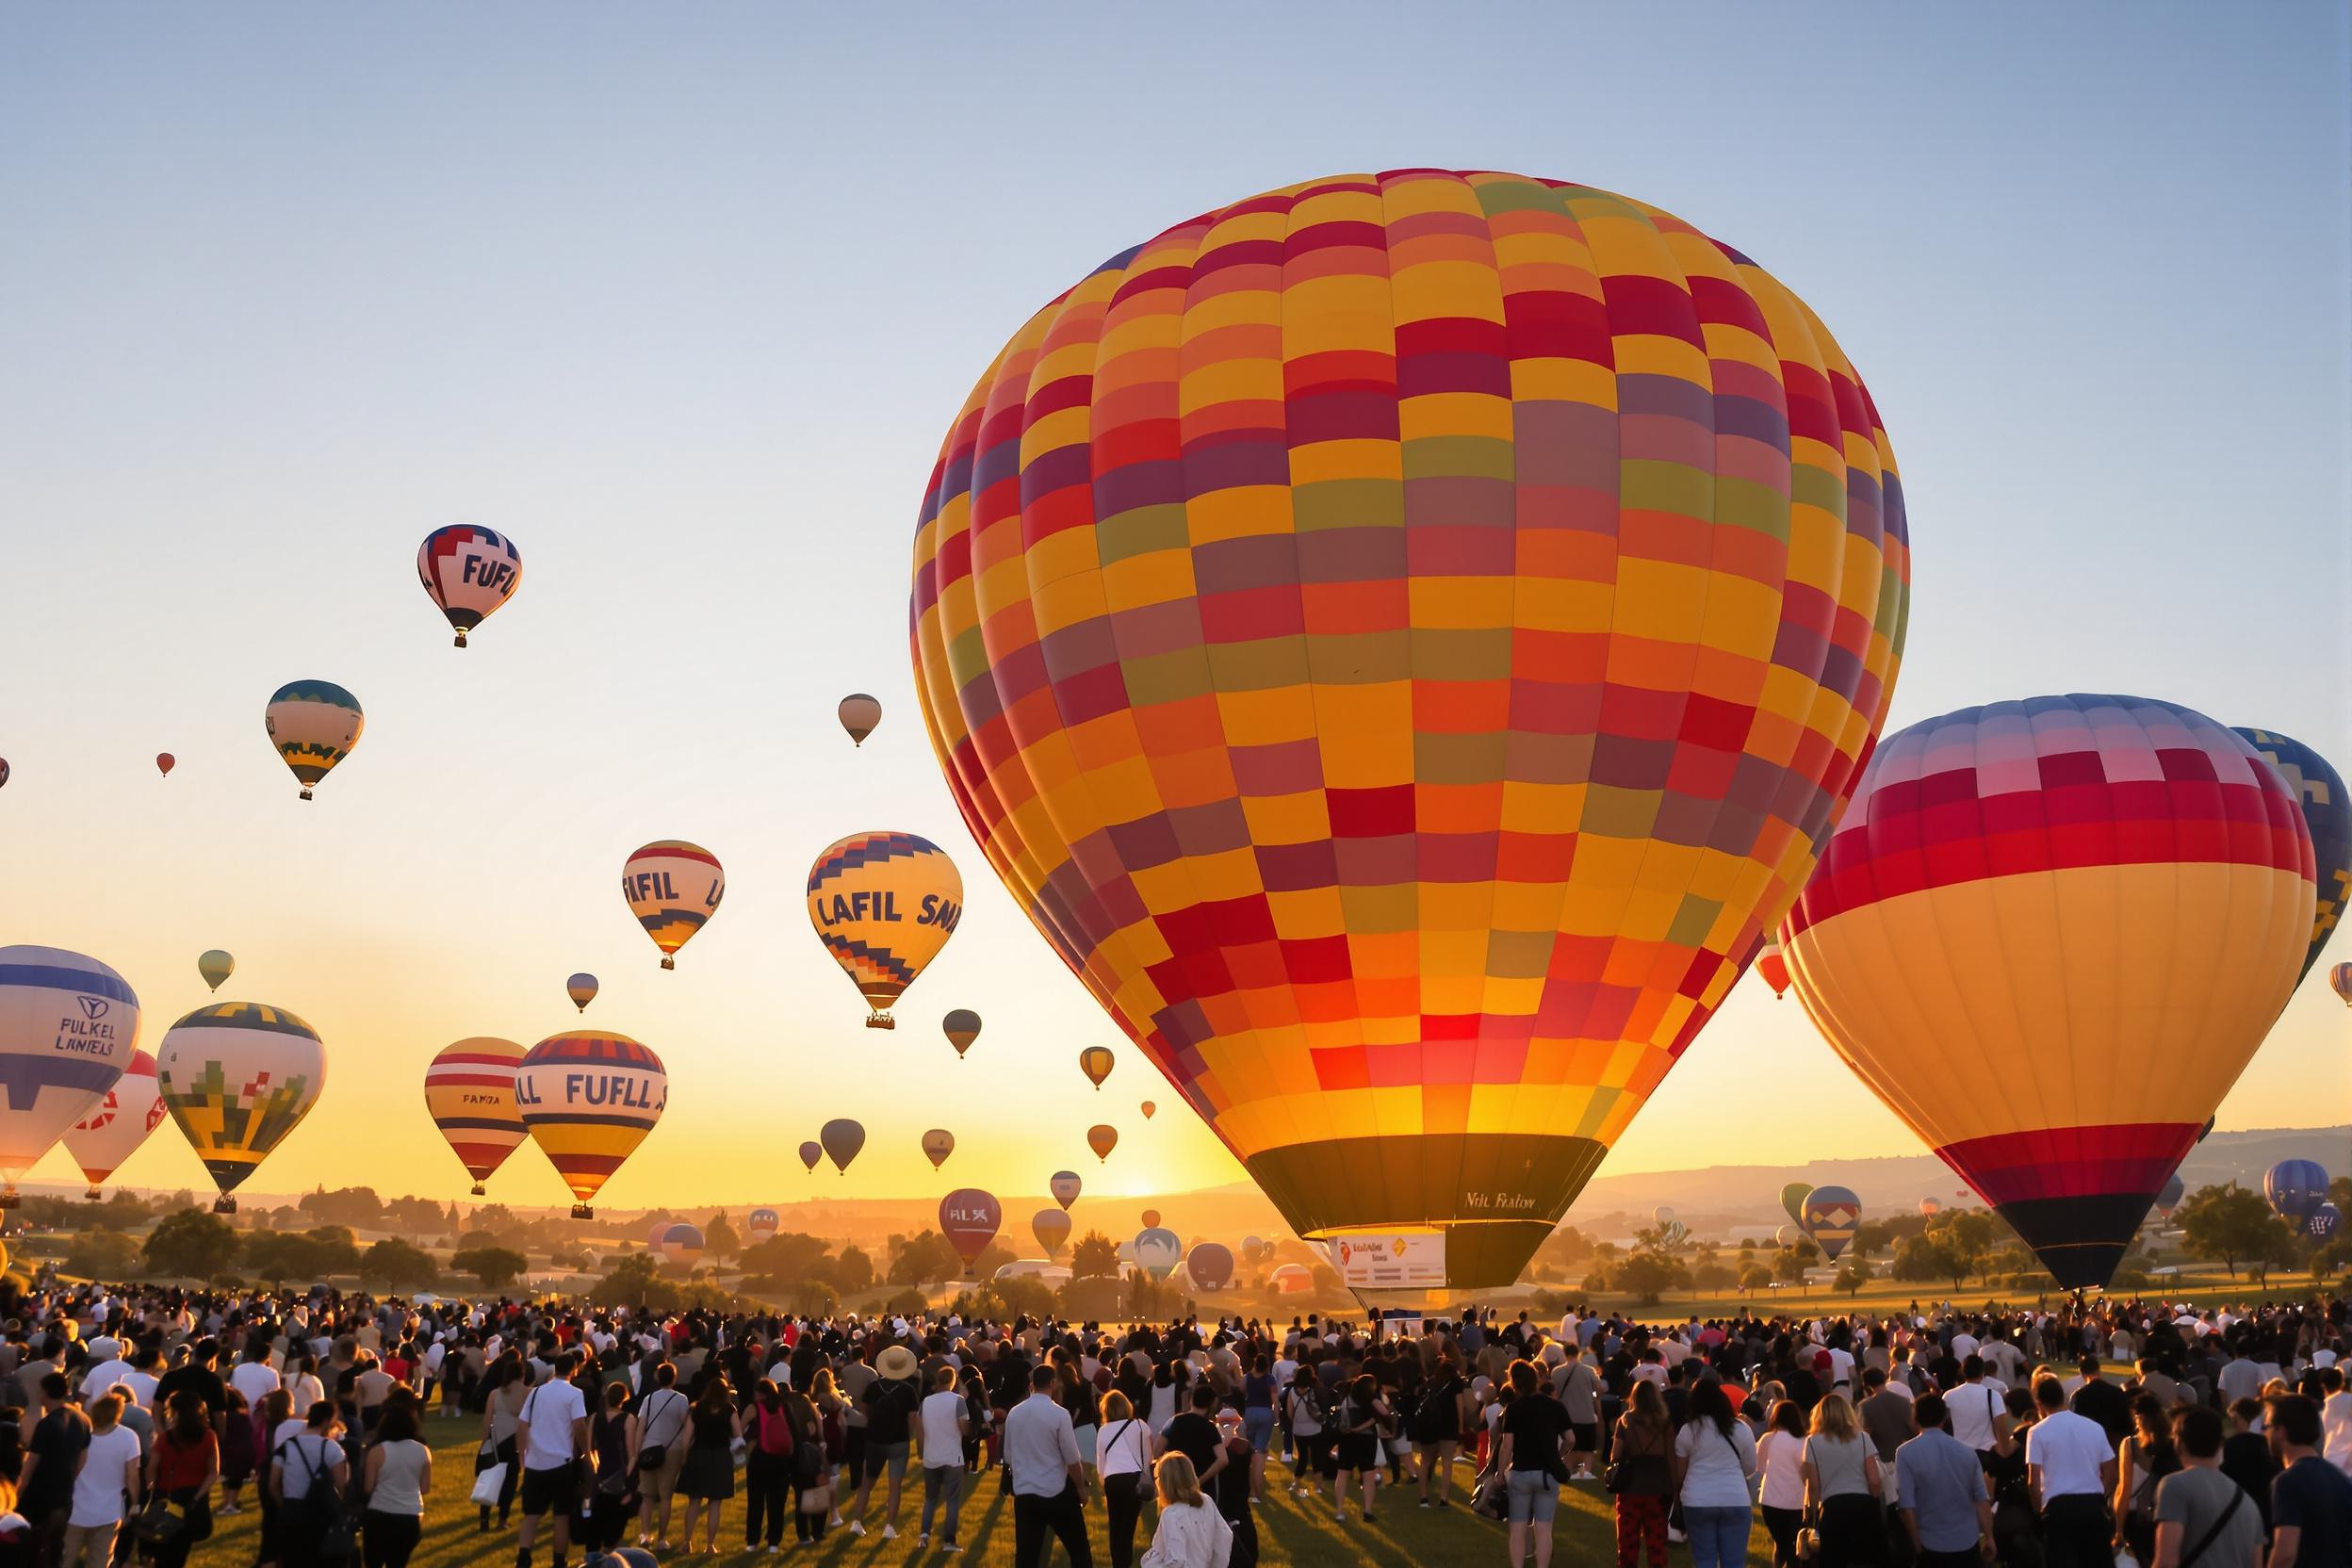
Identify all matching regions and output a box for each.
[845,1345,921,1540]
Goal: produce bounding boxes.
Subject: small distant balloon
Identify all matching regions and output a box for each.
[2333,963,2352,1007]
[1086,1124,1117,1164]
[155,753,174,778]
[820,1118,865,1174]
[2156,1174,2185,1217]
[1775,1224,1797,1247]
[1079,1047,1114,1090]
[1802,1186,1862,1262]
[656,1223,704,1272]
[197,951,235,993]
[416,525,522,649]
[1132,1227,1180,1282]
[1651,1205,1676,1229]
[0,760,9,789]
[565,973,598,1013]
[922,1128,955,1170]
[1049,1170,1081,1210]
[941,1009,981,1059]
[1031,1207,1071,1258]
[1780,1183,1813,1227]
[2266,1159,2329,1220]
[265,680,364,801]
[746,1208,780,1244]
[1140,1207,1162,1230]
[797,1140,823,1174]
[1918,1198,1941,1217]
[1754,934,1791,1000]
[623,841,725,970]
[1139,1100,1155,1120]
[837,694,882,747]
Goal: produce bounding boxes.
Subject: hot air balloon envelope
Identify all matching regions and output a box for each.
[2334,964,2352,1007]
[1077,1048,1114,1090]
[1133,1227,1181,1282]
[1050,1170,1082,1210]
[1918,1199,1941,1217]
[820,1118,865,1173]
[2156,1174,2185,1216]
[1186,1242,1234,1292]
[2266,1159,2329,1220]
[417,525,521,647]
[807,833,961,1028]
[1802,1185,1861,1263]
[746,1208,780,1244]
[566,974,598,1013]
[922,1129,955,1169]
[158,1001,323,1212]
[939,1188,1002,1272]
[1788,695,2315,1289]
[656,1223,704,1271]
[908,168,1912,1292]
[942,1009,981,1058]
[0,948,138,1200]
[2308,1202,2342,1242]
[265,681,363,800]
[155,753,174,777]
[423,1037,528,1195]
[1030,1208,1072,1257]
[63,1048,165,1198]
[798,1141,823,1173]
[2232,728,2348,981]
[1780,1184,1813,1227]
[1756,937,1791,1001]
[516,1031,665,1218]
[197,951,235,993]
[1086,1125,1117,1164]
[1139,1208,1162,1230]
[1774,1225,1797,1247]
[624,841,725,970]
[1271,1264,1313,1295]
[838,694,883,746]
[1139,1100,1155,1120]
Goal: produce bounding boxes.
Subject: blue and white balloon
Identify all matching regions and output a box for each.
[0,947,138,1202]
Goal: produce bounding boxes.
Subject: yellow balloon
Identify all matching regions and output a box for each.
[807,832,962,1028]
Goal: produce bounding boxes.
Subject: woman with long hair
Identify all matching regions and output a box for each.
[1096,1390,1152,1568]
[142,1391,217,1568]
[1332,1370,1389,1523]
[779,1382,830,1546]
[1799,1392,1883,1568]
[1137,1452,1233,1568]
[359,1402,431,1568]
[1672,1380,1758,1568]
[2113,1393,2180,1564]
[253,1388,295,1568]
[1613,1379,1678,1568]
[586,1380,640,1556]
[1494,1359,1568,1568]
[1755,1398,1808,1568]
[807,1366,848,1530]
[676,1376,741,1554]
[478,1351,527,1532]
[742,1380,791,1553]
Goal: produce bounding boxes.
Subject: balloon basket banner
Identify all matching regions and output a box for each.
[865,1015,893,1030]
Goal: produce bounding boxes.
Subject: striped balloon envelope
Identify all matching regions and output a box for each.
[656,1222,704,1271]
[2264,1158,2328,1219]
[1800,1184,1861,1262]
[157,1001,327,1212]
[806,833,962,1028]
[941,1008,981,1059]
[622,841,724,970]
[0,947,139,1204]
[264,681,363,800]
[746,1207,780,1244]
[1049,1169,1081,1209]
[1754,935,1792,1000]
[1785,694,2314,1288]
[515,1031,666,1218]
[416,525,522,648]
[63,1047,166,1199]
[2230,728,2348,983]
[422,1037,528,1195]
[907,168,1911,1292]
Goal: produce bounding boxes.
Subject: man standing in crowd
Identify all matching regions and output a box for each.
[513,1351,590,1568]
[2027,1374,2117,1568]
[1004,1364,1090,1568]
[1897,1393,1996,1568]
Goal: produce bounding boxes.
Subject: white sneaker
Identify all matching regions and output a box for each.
[846,1521,866,1538]
[881,1524,897,1541]
[917,1535,929,1547]
[942,1545,962,1556]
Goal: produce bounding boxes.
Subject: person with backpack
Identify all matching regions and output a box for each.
[743,1380,793,1553]
[914,1364,971,1553]
[1097,1390,1152,1568]
[266,1402,349,1568]
[779,1383,832,1546]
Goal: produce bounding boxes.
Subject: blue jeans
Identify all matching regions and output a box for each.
[1684,1504,1753,1568]
[1243,1409,1275,1454]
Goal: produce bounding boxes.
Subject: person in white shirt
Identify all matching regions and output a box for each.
[2320,1375,2352,1474]
[1003,1366,1087,1566]
[2023,1376,2116,1568]
[1947,1359,2005,1453]
[77,1356,134,1407]
[514,1354,590,1568]
[915,1365,972,1552]
[1139,1451,1233,1568]
[65,1394,141,1568]
[230,1345,282,1413]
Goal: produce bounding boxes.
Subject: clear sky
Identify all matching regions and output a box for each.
[2,4,2346,1214]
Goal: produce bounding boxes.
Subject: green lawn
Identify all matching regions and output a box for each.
[205,1420,1778,1566]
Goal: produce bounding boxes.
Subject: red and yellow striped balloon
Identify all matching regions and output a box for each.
[422,1037,527,1195]
[909,168,1910,1290]
[515,1030,666,1218]
[1785,694,2313,1288]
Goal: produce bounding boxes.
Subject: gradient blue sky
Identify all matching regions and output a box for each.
[2,5,2346,1210]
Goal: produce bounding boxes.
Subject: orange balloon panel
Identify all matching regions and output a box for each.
[908,169,1911,1289]
[1786,694,2313,1289]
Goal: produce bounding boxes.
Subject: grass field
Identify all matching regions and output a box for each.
[198,1419,1778,1567]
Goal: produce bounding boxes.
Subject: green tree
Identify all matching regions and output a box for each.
[361,1238,436,1289]
[299,1186,384,1230]
[144,1208,240,1281]
[1070,1232,1121,1280]
[888,1231,956,1285]
[1612,1250,1691,1305]
[739,1233,830,1286]
[2179,1183,2284,1279]
[383,1196,444,1236]
[835,1245,874,1295]
[1891,1233,1973,1291]
[1738,1264,1773,1296]
[705,1212,742,1262]
[63,1230,140,1282]
[597,1252,661,1306]
[1692,1262,1734,1292]
[972,1240,1018,1281]
[450,1247,530,1291]
[1833,1262,1869,1297]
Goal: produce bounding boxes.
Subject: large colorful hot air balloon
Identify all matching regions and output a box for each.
[1801,1185,1860,1262]
[1133,1228,1181,1282]
[1086,1124,1118,1164]
[515,1031,666,1218]
[1754,936,1792,1001]
[656,1223,705,1272]
[907,170,1911,1293]
[2334,963,2352,1007]
[63,1048,165,1200]
[197,952,235,994]
[1780,1184,1813,1227]
[1786,695,2315,1289]
[158,1001,324,1213]
[1050,1169,1082,1209]
[939,1188,1002,1274]
[566,974,598,1013]
[922,1128,956,1170]
[1187,1242,1235,1292]
[623,841,725,970]
[2155,1174,2185,1218]
[942,1009,981,1059]
[838,694,883,747]
[1077,1048,1113,1091]
[422,1037,528,1195]
[0,948,140,1206]
[1031,1207,1071,1257]
[2232,728,2347,981]
[266,681,364,801]
[417,525,522,648]
[819,1118,865,1174]
[746,1207,780,1244]
[798,1140,823,1173]
[806,833,962,1028]
[2266,1159,2329,1220]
